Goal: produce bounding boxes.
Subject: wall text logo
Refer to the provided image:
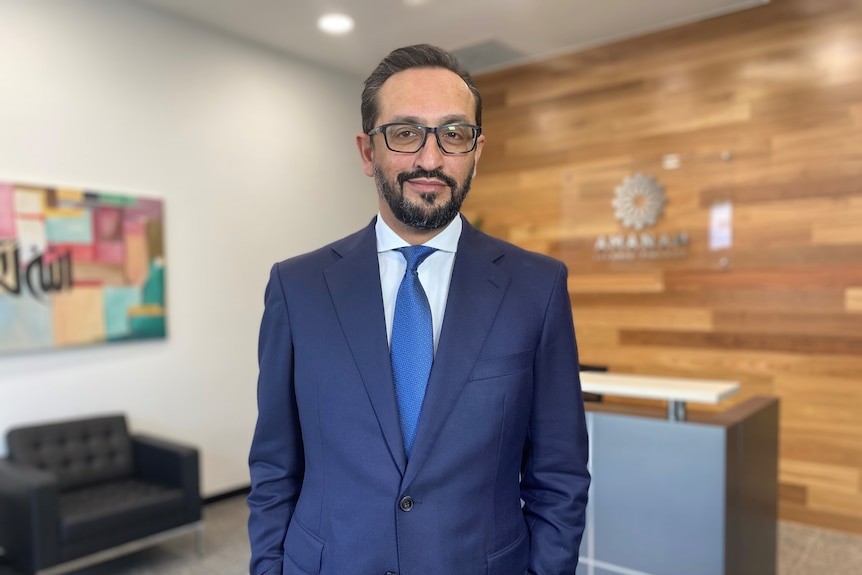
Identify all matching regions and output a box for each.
[594,173,690,262]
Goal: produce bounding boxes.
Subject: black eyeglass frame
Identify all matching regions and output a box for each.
[367,122,482,155]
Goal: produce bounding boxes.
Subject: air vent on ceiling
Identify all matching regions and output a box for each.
[450,40,525,74]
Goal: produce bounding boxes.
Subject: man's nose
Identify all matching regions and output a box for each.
[414,131,445,170]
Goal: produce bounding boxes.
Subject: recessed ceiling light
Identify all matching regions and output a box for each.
[317,13,355,35]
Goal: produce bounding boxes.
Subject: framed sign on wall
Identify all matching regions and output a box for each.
[0,181,166,353]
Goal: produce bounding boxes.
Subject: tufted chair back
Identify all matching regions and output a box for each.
[6,414,134,491]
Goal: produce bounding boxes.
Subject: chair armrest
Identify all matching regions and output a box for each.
[0,459,62,572]
[132,435,201,521]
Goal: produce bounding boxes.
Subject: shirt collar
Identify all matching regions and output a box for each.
[375,213,462,254]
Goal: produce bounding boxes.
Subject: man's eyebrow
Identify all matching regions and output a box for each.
[387,115,472,126]
[388,116,424,125]
[439,116,473,126]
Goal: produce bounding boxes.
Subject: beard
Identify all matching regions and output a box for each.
[373,164,473,232]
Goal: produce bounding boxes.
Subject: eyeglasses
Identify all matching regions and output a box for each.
[367,123,481,154]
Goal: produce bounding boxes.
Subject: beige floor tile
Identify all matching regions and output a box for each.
[792,526,862,575]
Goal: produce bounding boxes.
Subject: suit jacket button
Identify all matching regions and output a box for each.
[385,572,397,575]
[399,495,414,511]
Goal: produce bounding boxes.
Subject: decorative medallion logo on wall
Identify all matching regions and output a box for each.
[612,173,666,230]
[594,172,689,262]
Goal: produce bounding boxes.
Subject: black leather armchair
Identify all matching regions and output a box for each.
[0,414,202,575]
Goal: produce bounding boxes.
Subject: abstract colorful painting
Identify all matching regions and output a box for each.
[0,182,166,353]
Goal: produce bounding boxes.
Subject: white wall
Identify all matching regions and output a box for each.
[0,0,377,495]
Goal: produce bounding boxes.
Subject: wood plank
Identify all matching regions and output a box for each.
[732,196,862,232]
[714,310,862,338]
[700,177,862,206]
[813,212,862,245]
[779,483,808,505]
[572,288,846,313]
[807,488,862,519]
[572,306,713,331]
[619,330,862,355]
[781,433,862,468]
[773,371,862,400]
[666,268,862,290]
[730,245,862,269]
[780,501,862,535]
[780,459,861,494]
[575,326,620,347]
[567,272,665,294]
[575,345,780,387]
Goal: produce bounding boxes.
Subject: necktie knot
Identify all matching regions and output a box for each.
[397,245,437,273]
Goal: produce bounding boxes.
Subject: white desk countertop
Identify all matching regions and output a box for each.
[580,371,740,404]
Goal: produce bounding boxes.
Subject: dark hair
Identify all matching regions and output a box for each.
[361,44,482,134]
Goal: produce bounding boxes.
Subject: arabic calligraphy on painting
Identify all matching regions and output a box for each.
[0,182,166,353]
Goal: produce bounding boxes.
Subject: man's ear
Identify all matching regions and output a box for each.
[356,133,375,178]
[472,134,485,177]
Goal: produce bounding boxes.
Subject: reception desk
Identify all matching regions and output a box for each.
[576,372,778,575]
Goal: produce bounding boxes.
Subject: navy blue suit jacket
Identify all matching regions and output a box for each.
[248,217,590,575]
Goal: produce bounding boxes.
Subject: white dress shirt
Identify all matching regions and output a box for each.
[376,214,461,355]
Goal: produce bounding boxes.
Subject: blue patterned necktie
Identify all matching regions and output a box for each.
[391,245,438,458]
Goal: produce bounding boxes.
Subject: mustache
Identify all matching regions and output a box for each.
[397,169,458,190]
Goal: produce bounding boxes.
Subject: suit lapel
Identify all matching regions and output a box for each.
[403,220,511,487]
[324,220,407,474]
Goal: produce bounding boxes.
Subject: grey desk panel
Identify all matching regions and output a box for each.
[585,412,727,575]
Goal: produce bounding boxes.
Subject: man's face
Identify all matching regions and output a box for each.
[357,68,484,234]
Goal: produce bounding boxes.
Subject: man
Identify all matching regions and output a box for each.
[248,44,590,575]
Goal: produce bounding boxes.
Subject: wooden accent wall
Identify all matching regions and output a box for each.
[465,0,862,533]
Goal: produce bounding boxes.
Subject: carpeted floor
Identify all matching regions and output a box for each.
[3,494,860,574]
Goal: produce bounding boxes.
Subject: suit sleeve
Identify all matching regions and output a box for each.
[248,264,305,575]
[521,262,591,574]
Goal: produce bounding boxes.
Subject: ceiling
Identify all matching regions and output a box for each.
[136,0,768,78]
